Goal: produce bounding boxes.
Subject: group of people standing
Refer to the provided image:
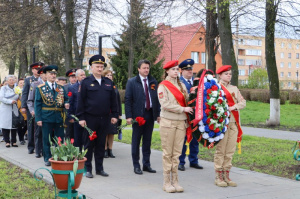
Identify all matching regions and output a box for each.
[0,54,246,193]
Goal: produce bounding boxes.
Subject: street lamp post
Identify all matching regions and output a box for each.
[98,35,110,56]
[296,70,299,90]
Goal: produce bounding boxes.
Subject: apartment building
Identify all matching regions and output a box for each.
[234,35,300,89]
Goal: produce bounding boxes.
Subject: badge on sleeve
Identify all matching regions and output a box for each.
[159,92,163,99]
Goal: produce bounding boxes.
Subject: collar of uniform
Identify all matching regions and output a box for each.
[46,81,56,89]
[166,76,179,85]
[182,76,193,83]
[219,79,230,87]
[91,74,104,84]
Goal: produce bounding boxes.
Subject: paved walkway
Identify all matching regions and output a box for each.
[1,126,300,199]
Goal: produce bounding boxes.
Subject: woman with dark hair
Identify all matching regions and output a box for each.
[0,75,20,147]
[157,60,193,193]
[102,69,122,158]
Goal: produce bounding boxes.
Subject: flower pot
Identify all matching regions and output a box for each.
[49,157,87,190]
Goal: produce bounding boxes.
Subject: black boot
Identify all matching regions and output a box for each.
[104,150,109,158]
[108,149,115,158]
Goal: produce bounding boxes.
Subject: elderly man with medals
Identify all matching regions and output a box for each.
[34,65,69,166]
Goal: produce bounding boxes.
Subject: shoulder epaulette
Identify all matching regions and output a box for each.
[37,83,45,88]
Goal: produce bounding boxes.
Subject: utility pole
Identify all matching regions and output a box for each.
[297,70,299,90]
[98,35,110,56]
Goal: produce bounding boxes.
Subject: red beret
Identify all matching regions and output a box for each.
[163,60,179,69]
[216,65,232,74]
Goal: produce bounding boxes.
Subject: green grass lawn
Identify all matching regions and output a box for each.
[240,101,300,130]
[116,130,300,180]
[0,158,54,198]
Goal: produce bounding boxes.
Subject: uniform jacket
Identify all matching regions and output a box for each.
[219,80,246,123]
[157,76,188,121]
[27,79,44,114]
[180,76,194,94]
[67,82,80,120]
[21,75,39,108]
[34,82,68,123]
[125,74,160,120]
[0,85,20,129]
[76,75,118,120]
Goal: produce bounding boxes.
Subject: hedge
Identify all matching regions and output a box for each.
[289,91,300,104]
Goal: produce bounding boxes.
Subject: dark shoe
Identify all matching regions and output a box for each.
[20,141,26,145]
[108,149,115,158]
[134,168,143,175]
[190,163,203,169]
[6,143,10,148]
[96,170,109,177]
[143,166,156,173]
[35,154,42,158]
[28,149,34,154]
[178,164,185,171]
[24,134,28,140]
[104,150,109,158]
[11,143,18,147]
[86,172,94,178]
[45,161,51,166]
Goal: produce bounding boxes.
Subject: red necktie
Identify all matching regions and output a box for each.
[143,79,150,110]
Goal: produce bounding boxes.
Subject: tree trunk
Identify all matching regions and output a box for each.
[205,0,219,73]
[265,0,280,126]
[18,47,28,78]
[8,55,16,75]
[64,0,74,70]
[128,0,135,79]
[217,0,238,86]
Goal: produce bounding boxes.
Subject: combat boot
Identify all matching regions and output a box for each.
[215,170,228,187]
[163,174,176,193]
[224,170,237,187]
[171,173,184,192]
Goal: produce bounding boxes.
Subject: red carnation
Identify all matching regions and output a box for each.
[67,92,72,97]
[212,85,218,91]
[219,92,222,97]
[218,99,223,104]
[206,104,210,109]
[205,109,211,115]
[209,124,214,130]
[207,96,210,100]
[214,128,220,133]
[135,117,146,126]
[225,112,228,116]
[89,131,97,141]
[219,118,224,123]
[211,105,216,111]
[207,89,212,94]
[213,113,218,119]
[206,118,211,124]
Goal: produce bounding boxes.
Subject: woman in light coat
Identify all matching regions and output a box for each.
[0,75,20,147]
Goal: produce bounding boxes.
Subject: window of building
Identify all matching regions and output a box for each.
[288,82,291,87]
[288,72,291,77]
[281,42,285,48]
[297,53,299,59]
[191,52,199,63]
[297,63,300,68]
[281,52,284,58]
[280,72,284,77]
[280,62,284,68]
[89,49,99,55]
[244,39,262,46]
[297,44,299,49]
[288,53,291,58]
[239,69,245,76]
[238,49,246,56]
[288,62,291,68]
[245,49,262,56]
[238,59,245,65]
[246,59,262,66]
[288,43,292,48]
[201,52,206,64]
[238,39,244,45]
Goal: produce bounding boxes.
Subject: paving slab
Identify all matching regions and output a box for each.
[1,140,300,199]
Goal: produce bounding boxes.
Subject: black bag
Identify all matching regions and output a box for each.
[12,104,25,128]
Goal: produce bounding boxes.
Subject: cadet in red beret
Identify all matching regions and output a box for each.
[214,64,246,187]
[157,60,193,193]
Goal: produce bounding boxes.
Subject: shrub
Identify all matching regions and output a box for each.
[249,89,270,103]
[289,91,300,104]
[240,89,251,101]
[119,89,126,103]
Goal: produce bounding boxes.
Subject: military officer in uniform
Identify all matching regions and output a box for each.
[178,59,203,171]
[76,55,118,178]
[27,67,47,158]
[34,65,69,166]
[21,62,44,154]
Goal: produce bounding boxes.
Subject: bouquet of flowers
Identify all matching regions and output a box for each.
[118,117,146,130]
[14,86,22,95]
[189,70,230,148]
[71,115,97,141]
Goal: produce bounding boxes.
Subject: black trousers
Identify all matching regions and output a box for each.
[3,128,17,144]
[74,122,84,151]
[34,125,43,155]
[65,120,74,139]
[17,122,27,142]
[131,109,154,169]
[26,110,35,151]
[83,114,109,173]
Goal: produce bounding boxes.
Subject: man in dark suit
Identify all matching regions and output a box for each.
[68,69,86,151]
[125,59,161,175]
[64,69,77,139]
[21,62,44,154]
[178,59,203,171]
